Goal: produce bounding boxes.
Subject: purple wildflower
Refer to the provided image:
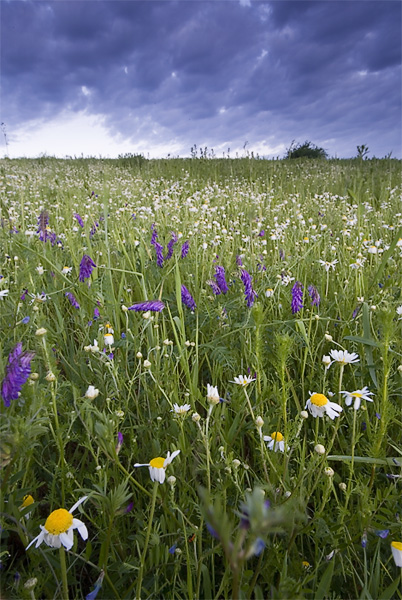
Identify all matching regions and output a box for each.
[94,307,100,320]
[207,280,222,295]
[36,210,49,241]
[128,300,165,312]
[181,285,196,311]
[258,230,265,237]
[374,529,390,539]
[165,232,178,260]
[154,242,164,267]
[79,254,96,282]
[20,289,28,301]
[291,281,303,314]
[125,501,134,513]
[181,240,189,259]
[240,268,257,308]
[116,432,123,455]
[89,221,99,238]
[251,538,266,557]
[168,543,177,554]
[307,284,320,307]
[65,292,80,309]
[74,213,84,227]
[150,225,158,246]
[86,571,104,600]
[214,266,229,294]
[236,255,243,267]
[21,316,30,324]
[206,523,219,540]
[279,249,285,261]
[1,343,35,407]
[361,531,368,548]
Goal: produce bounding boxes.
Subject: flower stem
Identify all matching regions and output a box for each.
[135,481,158,599]
[59,546,69,600]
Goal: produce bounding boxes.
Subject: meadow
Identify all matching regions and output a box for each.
[0,155,401,599]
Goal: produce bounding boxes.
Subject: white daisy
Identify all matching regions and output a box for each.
[263,431,289,453]
[391,541,402,567]
[171,403,191,415]
[0,289,9,299]
[318,259,338,271]
[329,349,359,366]
[26,497,88,551]
[231,374,256,386]
[340,387,374,410]
[85,385,99,400]
[61,266,72,275]
[305,392,343,420]
[134,450,180,484]
[396,306,402,319]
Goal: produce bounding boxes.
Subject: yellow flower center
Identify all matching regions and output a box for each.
[391,541,402,551]
[270,431,284,442]
[21,494,34,508]
[310,393,328,406]
[149,457,165,469]
[351,391,362,398]
[302,560,310,568]
[44,508,73,535]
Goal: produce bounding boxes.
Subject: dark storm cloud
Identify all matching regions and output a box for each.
[1,0,401,157]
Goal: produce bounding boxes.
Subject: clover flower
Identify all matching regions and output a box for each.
[263,431,289,452]
[340,387,374,410]
[134,450,180,484]
[1,343,35,407]
[79,255,96,282]
[26,497,88,551]
[329,349,359,366]
[305,392,343,420]
[128,300,165,312]
[291,281,304,314]
[181,285,196,311]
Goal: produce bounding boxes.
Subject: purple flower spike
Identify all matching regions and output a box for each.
[214,266,229,294]
[65,292,80,309]
[207,280,222,296]
[181,241,189,259]
[74,213,84,227]
[291,281,304,314]
[37,210,49,241]
[128,300,165,312]
[236,255,243,267]
[165,232,178,260]
[181,285,196,311]
[240,268,257,308]
[307,284,320,307]
[154,242,164,267]
[79,255,96,282]
[116,432,123,455]
[1,343,35,407]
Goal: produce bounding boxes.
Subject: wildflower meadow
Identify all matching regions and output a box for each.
[0,156,401,599]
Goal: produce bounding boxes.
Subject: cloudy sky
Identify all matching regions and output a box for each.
[1,0,401,159]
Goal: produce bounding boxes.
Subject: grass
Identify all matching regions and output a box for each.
[0,156,401,599]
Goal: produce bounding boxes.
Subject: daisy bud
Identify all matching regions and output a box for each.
[29,372,39,381]
[232,459,241,468]
[142,311,151,319]
[322,355,331,369]
[398,365,402,373]
[24,578,38,590]
[167,475,176,487]
[192,412,201,423]
[35,327,47,336]
[339,482,347,491]
[284,491,291,498]
[45,371,56,382]
[324,333,333,342]
[324,467,334,477]
[85,385,99,400]
[143,359,151,368]
[300,410,309,419]
[121,305,128,312]
[136,352,143,358]
[255,416,264,429]
[314,444,326,455]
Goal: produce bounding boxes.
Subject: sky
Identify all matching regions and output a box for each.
[1,0,401,160]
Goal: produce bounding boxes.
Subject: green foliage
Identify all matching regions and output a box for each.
[0,156,401,599]
[285,140,329,159]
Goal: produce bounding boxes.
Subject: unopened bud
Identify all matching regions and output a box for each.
[314,444,326,455]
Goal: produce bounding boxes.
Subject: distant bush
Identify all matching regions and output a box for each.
[117,153,147,167]
[285,140,328,159]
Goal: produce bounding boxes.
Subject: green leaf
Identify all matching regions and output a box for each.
[315,559,335,600]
